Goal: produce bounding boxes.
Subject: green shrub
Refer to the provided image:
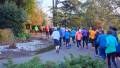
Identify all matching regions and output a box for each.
[62,54,106,68]
[4,57,43,68]
[16,57,42,68]
[42,61,58,68]
[17,33,31,40]
[0,1,27,36]
[4,55,106,68]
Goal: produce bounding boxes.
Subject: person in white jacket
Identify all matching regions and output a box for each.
[51,27,60,53]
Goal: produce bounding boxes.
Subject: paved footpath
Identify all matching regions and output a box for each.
[0,42,120,68]
[0,43,95,68]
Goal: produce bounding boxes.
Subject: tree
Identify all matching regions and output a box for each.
[84,0,120,29]
[53,0,91,27]
[0,0,45,28]
[19,0,45,26]
[54,0,120,29]
[96,0,120,29]
[30,8,45,26]
[0,1,27,35]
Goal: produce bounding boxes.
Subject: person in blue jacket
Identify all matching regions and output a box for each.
[71,28,76,43]
[96,30,106,60]
[116,43,120,57]
[59,27,66,47]
[64,29,70,47]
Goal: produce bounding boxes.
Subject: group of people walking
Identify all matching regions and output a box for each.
[51,26,120,68]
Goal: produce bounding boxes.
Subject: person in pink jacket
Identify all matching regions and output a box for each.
[75,29,82,48]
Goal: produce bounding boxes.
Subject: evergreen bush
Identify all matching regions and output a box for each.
[0,1,27,36]
[4,55,106,68]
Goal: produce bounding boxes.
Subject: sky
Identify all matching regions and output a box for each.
[37,0,52,17]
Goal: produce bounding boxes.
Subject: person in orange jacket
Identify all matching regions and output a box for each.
[75,29,82,48]
[89,27,96,47]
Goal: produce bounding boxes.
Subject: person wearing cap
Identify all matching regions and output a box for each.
[75,29,82,48]
[51,27,60,53]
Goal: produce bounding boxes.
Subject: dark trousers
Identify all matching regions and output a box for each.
[89,38,95,47]
[107,52,118,68]
[65,39,70,46]
[95,45,99,55]
[63,37,65,42]
[54,39,60,46]
[46,31,49,38]
[77,40,81,48]
[99,47,106,60]
[72,36,75,43]
[116,52,120,57]
[59,37,62,47]
[82,36,88,47]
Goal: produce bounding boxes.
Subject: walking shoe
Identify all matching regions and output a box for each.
[95,54,99,57]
